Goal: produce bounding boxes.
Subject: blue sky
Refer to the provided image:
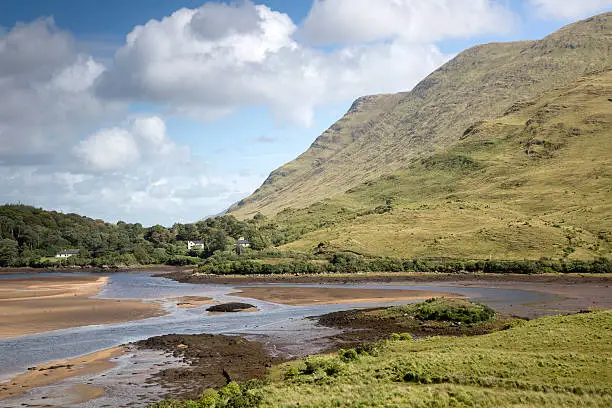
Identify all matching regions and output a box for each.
[0,0,610,225]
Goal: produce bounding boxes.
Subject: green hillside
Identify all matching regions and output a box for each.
[226,13,612,261]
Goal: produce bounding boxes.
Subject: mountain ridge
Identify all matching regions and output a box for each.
[229,12,612,218]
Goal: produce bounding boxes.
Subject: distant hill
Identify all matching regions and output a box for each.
[228,13,612,260]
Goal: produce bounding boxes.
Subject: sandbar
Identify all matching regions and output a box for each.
[170,295,215,308]
[229,286,460,306]
[0,275,165,338]
[0,346,125,400]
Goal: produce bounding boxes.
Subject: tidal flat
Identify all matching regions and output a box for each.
[0,270,610,407]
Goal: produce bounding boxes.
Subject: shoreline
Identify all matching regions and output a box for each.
[161,271,612,285]
[0,264,189,275]
[0,346,126,401]
[0,275,166,339]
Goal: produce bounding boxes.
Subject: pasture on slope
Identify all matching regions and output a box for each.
[276,69,612,260]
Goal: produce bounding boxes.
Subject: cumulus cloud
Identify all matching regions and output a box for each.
[96,1,451,126]
[0,18,123,160]
[301,0,518,45]
[527,0,612,20]
[73,116,190,172]
[74,127,140,172]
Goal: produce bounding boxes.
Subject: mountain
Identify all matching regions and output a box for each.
[228,13,612,260]
[230,13,611,218]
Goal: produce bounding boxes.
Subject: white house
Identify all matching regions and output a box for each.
[235,237,250,248]
[235,237,250,254]
[187,240,205,250]
[55,250,79,258]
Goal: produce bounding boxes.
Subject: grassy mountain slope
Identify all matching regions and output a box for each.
[230,13,611,219]
[274,67,612,260]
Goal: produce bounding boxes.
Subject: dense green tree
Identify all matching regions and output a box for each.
[0,238,18,266]
[0,204,280,268]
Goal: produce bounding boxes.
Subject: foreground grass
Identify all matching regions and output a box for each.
[152,310,612,407]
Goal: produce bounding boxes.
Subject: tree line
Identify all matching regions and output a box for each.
[0,204,284,267]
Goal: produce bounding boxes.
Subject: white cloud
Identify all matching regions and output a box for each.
[74,127,140,171]
[132,116,167,145]
[527,0,612,20]
[301,0,518,45]
[96,1,450,126]
[0,18,123,159]
[74,115,189,172]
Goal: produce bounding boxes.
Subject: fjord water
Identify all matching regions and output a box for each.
[0,272,556,379]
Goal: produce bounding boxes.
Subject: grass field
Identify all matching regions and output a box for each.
[260,313,611,407]
[151,309,612,408]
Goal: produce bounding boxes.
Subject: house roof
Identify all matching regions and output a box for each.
[188,240,204,244]
[236,239,249,244]
[57,250,79,255]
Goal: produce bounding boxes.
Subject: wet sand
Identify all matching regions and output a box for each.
[229,286,460,305]
[168,272,612,316]
[0,346,125,400]
[170,295,215,308]
[0,275,165,338]
[66,383,106,404]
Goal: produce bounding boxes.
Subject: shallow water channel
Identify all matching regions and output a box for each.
[0,271,562,407]
[0,271,557,379]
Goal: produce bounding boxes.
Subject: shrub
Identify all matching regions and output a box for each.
[338,348,359,362]
[395,298,496,324]
[417,298,495,324]
[355,342,381,357]
[283,365,300,380]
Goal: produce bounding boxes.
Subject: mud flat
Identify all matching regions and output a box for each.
[0,275,166,338]
[229,286,460,305]
[164,271,612,285]
[166,272,612,317]
[135,333,284,400]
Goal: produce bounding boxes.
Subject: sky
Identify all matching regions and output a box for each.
[0,0,610,226]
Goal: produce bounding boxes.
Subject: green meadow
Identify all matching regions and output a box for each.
[151,309,612,408]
